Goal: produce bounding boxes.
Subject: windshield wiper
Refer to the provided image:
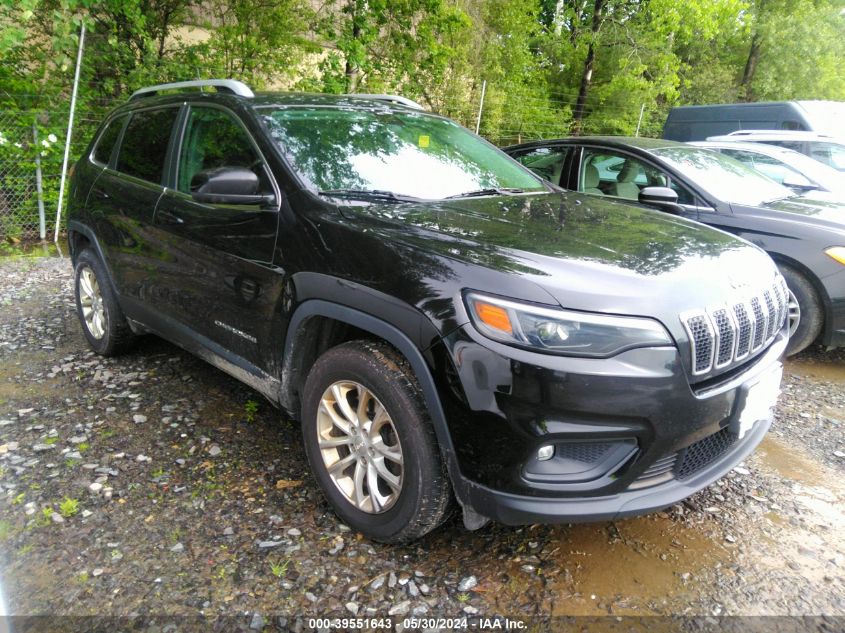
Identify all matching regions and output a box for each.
[445,187,525,199]
[318,189,421,203]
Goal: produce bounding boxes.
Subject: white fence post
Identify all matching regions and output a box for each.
[32,121,46,240]
[475,80,487,135]
[54,22,85,243]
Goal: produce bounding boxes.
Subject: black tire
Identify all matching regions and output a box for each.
[301,340,451,543]
[779,264,823,356]
[73,249,135,356]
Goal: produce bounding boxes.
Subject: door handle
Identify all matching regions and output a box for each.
[157,209,184,225]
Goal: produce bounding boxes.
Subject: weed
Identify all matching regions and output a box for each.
[65,458,79,468]
[19,543,33,555]
[152,468,166,479]
[35,507,53,527]
[457,593,470,603]
[270,559,291,578]
[77,442,90,452]
[99,429,116,439]
[76,571,89,584]
[169,528,182,544]
[244,399,259,423]
[44,437,58,446]
[0,520,11,540]
[11,492,25,505]
[59,497,80,518]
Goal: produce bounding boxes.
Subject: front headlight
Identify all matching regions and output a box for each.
[825,246,845,266]
[465,292,673,357]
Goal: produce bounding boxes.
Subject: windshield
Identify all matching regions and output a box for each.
[259,106,545,199]
[650,146,792,206]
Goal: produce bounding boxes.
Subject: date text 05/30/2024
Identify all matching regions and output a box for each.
[307,617,527,630]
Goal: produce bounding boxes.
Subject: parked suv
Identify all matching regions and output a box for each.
[68,80,787,542]
[705,131,845,172]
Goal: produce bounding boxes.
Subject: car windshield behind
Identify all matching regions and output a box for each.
[259,106,546,199]
[650,146,792,206]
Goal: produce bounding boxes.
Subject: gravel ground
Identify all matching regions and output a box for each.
[1,255,844,629]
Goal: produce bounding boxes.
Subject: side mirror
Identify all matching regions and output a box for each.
[638,186,682,214]
[191,167,275,207]
[782,176,818,192]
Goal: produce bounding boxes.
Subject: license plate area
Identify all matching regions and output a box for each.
[732,363,783,439]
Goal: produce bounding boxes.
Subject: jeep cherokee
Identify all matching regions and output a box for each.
[67,80,788,542]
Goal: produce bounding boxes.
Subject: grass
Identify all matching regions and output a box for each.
[44,436,58,446]
[457,593,470,603]
[11,492,25,505]
[59,497,80,518]
[99,429,117,439]
[35,507,54,527]
[244,399,259,423]
[76,571,89,584]
[77,442,90,452]
[270,559,291,578]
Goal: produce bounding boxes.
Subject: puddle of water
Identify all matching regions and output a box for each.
[541,517,727,616]
[755,436,824,485]
[785,358,845,383]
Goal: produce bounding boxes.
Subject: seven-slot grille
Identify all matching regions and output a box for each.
[681,276,789,376]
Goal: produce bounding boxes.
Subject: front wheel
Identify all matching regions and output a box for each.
[301,341,451,543]
[779,264,822,356]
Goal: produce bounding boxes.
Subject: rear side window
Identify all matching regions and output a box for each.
[116,108,180,184]
[510,146,571,186]
[92,115,125,165]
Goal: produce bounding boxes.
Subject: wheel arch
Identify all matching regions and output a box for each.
[281,299,468,503]
[766,250,833,343]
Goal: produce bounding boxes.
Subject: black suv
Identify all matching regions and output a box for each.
[67,80,787,543]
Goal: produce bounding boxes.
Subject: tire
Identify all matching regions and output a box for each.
[73,249,135,356]
[301,340,451,543]
[779,264,823,356]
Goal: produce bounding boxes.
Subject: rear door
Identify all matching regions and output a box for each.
[151,104,282,367]
[90,107,181,304]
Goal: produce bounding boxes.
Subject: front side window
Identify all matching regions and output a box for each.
[578,149,691,202]
[260,107,545,199]
[92,115,125,165]
[177,107,269,193]
[808,142,845,172]
[116,108,180,184]
[510,146,570,185]
[720,148,807,185]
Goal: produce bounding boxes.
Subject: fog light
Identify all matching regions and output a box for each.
[537,445,555,461]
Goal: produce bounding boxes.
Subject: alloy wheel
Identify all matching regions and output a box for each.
[79,266,106,340]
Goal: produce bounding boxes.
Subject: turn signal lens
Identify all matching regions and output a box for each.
[825,246,845,266]
[473,300,513,334]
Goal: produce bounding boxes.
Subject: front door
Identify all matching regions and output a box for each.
[152,105,283,368]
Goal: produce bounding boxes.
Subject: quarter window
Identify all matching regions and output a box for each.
[511,147,571,186]
[92,115,125,166]
[116,108,180,184]
[177,107,267,194]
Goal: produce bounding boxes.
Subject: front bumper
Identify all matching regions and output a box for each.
[438,324,787,524]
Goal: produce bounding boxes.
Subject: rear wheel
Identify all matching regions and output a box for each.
[301,340,451,543]
[779,264,822,356]
[74,249,135,356]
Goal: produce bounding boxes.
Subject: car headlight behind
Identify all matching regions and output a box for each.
[465,292,673,357]
[825,246,845,266]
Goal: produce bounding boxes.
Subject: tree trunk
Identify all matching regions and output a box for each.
[345,1,362,92]
[572,0,604,134]
[739,32,761,102]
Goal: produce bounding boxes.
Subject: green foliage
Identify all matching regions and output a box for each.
[59,497,80,517]
[244,398,259,423]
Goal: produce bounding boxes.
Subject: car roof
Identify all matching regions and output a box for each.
[109,89,431,119]
[707,130,844,142]
[692,140,804,156]
[505,135,687,152]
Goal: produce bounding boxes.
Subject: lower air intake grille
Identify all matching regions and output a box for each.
[555,442,614,463]
[675,427,738,480]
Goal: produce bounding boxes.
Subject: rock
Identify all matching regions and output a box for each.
[51,512,64,524]
[68,435,87,444]
[457,575,477,592]
[733,466,751,475]
[345,602,359,615]
[369,575,385,592]
[208,445,221,457]
[725,535,737,543]
[419,584,430,594]
[408,580,419,597]
[411,605,428,616]
[170,543,184,553]
[92,568,104,577]
[136,454,151,462]
[133,414,147,424]
[388,601,410,616]
[287,528,301,537]
[463,606,479,615]
[81,510,93,518]
[32,444,55,452]
[223,527,234,536]
[249,614,264,631]
[258,540,283,549]
[833,451,845,458]
[89,482,103,494]
[305,592,318,603]
[388,572,397,588]
[24,502,36,515]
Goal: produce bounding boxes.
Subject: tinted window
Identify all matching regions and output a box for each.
[260,107,544,199]
[116,108,179,184]
[808,142,845,172]
[579,149,674,200]
[511,146,570,185]
[177,107,264,193]
[92,115,125,165]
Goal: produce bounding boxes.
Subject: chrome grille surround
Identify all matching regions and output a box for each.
[681,276,788,377]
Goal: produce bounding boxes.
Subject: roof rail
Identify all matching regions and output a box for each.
[352,94,425,110]
[130,79,254,101]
